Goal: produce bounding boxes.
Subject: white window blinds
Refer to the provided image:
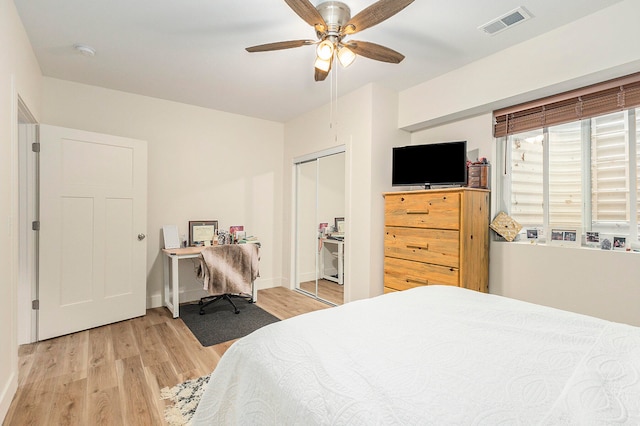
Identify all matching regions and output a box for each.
[494,72,640,137]
[509,130,543,226]
[591,111,629,222]
[548,121,582,227]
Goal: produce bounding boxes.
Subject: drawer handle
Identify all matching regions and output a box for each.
[406,244,429,251]
[406,278,428,285]
[406,209,429,214]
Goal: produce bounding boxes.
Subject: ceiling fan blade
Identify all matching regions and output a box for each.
[284,0,327,32]
[246,40,314,52]
[342,0,414,35]
[345,40,405,63]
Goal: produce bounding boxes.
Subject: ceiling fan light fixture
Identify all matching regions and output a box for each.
[314,56,332,72]
[316,39,335,61]
[337,46,355,67]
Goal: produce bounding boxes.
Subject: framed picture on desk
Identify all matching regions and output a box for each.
[334,217,345,233]
[189,220,218,246]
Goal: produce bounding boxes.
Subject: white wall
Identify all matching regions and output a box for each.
[0,0,42,420]
[491,243,640,326]
[400,0,640,131]
[405,0,640,325]
[368,84,411,298]
[283,84,409,302]
[41,78,285,307]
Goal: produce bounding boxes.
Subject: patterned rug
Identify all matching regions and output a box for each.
[161,375,210,425]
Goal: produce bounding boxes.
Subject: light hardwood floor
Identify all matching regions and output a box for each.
[3,287,330,426]
[299,279,344,305]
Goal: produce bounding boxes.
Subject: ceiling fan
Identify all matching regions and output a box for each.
[246,0,415,81]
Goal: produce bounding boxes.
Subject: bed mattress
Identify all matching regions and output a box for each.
[192,285,640,425]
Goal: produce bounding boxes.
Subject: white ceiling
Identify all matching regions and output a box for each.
[14,0,622,123]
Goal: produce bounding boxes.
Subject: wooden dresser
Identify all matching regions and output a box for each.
[383,188,490,293]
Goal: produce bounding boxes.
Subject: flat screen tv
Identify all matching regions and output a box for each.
[392,141,467,188]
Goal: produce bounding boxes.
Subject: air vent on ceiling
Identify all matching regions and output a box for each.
[478,6,532,36]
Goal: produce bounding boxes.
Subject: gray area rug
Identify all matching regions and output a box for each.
[179,299,280,346]
[161,375,209,426]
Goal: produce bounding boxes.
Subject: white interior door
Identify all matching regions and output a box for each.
[38,125,147,340]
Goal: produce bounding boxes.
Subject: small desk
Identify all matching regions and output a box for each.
[319,237,344,285]
[162,245,259,318]
[162,246,205,318]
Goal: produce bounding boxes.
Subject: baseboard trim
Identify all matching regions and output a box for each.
[0,371,18,423]
[298,272,316,282]
[146,277,284,309]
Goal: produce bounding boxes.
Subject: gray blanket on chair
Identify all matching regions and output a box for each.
[197,244,260,295]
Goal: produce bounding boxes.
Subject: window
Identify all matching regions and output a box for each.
[501,108,639,243]
[496,72,640,245]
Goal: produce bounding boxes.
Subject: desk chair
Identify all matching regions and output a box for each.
[198,293,252,315]
[197,244,260,315]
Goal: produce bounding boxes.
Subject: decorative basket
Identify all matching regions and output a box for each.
[489,212,522,242]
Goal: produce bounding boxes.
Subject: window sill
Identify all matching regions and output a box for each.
[492,239,640,253]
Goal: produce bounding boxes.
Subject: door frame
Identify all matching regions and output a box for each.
[17,96,39,344]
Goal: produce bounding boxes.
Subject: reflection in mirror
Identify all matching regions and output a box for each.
[295,160,318,299]
[294,151,345,305]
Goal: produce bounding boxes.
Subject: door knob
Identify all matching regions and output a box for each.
[137,233,146,241]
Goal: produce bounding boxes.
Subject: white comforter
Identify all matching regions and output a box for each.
[191,286,640,425]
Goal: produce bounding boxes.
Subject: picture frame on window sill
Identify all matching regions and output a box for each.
[549,227,581,247]
[613,236,627,251]
[189,220,218,246]
[585,231,600,248]
[525,228,539,244]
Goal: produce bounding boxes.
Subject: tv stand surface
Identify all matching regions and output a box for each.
[386,187,489,196]
[423,184,464,190]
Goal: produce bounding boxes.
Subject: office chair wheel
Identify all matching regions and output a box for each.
[234,309,240,314]
[199,308,205,315]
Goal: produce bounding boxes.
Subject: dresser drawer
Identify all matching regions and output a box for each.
[384,257,459,291]
[384,227,459,268]
[384,192,460,229]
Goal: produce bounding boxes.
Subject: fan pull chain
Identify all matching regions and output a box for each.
[330,58,334,134]
[330,58,339,143]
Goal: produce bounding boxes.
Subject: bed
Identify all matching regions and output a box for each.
[191,285,640,425]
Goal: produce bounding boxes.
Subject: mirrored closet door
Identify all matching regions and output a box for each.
[294,149,345,305]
